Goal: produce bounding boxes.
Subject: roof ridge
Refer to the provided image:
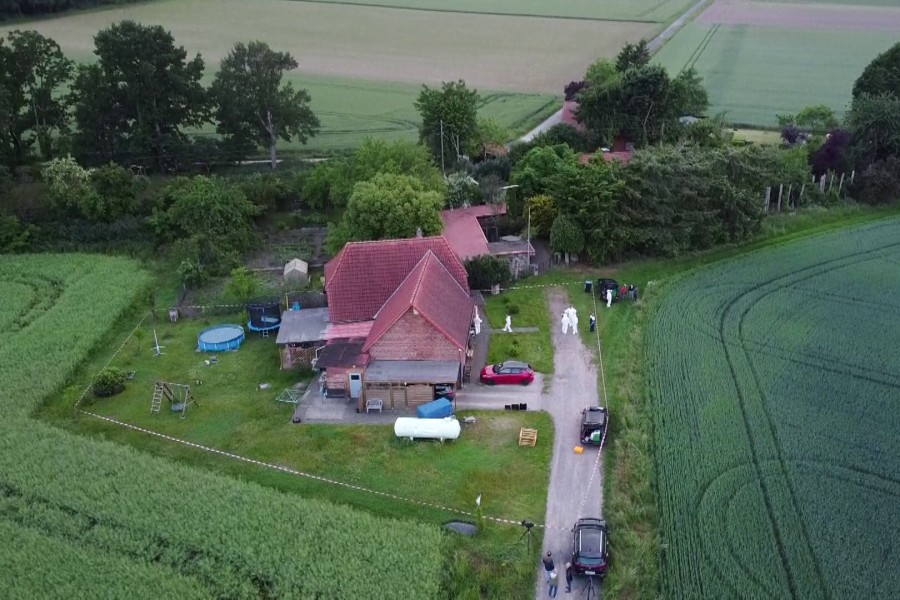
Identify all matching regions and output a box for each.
[409,253,472,350]
[409,251,438,307]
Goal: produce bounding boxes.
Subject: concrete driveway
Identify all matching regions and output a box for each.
[455,374,545,411]
[536,289,604,599]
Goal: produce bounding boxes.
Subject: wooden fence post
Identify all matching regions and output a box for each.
[838,173,845,194]
[799,183,806,206]
[787,184,793,209]
[777,184,783,212]
[851,170,855,184]
[828,172,835,192]
[764,186,771,212]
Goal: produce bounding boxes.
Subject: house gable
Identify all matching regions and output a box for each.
[367,309,460,362]
[324,236,469,323]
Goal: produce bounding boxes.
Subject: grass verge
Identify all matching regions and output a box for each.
[483,286,554,374]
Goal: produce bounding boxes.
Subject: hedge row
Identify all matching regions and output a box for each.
[0,255,444,597]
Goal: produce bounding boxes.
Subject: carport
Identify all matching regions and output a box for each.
[362,360,461,412]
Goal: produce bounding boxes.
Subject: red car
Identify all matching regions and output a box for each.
[480,361,535,385]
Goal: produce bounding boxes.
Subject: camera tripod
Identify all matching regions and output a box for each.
[580,575,600,600]
[517,520,537,550]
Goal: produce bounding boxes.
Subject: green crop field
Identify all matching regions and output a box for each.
[757,0,899,5]
[0,255,443,597]
[193,74,559,152]
[655,23,898,127]
[1,0,665,152]
[646,218,900,598]
[287,0,694,22]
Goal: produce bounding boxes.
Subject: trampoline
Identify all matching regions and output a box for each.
[246,298,282,334]
[197,324,245,352]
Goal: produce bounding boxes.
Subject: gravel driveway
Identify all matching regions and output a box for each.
[536,289,604,599]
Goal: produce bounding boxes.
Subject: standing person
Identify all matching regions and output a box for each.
[565,562,574,593]
[589,314,596,333]
[561,312,570,334]
[542,551,555,582]
[606,288,613,308]
[548,570,559,598]
[503,314,513,333]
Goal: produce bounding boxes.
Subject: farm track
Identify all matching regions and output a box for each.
[715,238,900,599]
[288,0,661,23]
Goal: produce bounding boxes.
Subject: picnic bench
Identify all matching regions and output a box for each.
[366,398,384,413]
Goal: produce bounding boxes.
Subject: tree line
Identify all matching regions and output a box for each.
[0,0,145,20]
[0,22,318,172]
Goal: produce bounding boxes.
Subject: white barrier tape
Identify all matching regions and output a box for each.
[76,409,567,531]
[74,314,149,410]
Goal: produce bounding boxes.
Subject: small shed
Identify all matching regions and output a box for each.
[283,258,309,284]
[275,307,329,369]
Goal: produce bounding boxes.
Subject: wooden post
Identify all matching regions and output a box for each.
[838,173,845,194]
[828,172,835,192]
[787,184,793,209]
[777,184,783,212]
[851,170,855,184]
[799,183,806,206]
[819,175,826,193]
[764,186,771,212]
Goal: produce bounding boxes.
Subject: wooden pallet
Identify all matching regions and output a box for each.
[518,428,538,447]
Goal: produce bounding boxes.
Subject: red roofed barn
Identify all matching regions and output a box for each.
[319,238,476,411]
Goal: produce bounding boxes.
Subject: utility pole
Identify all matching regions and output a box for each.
[440,119,445,175]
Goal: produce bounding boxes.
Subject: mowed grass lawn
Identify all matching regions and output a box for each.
[289,0,694,22]
[42,315,552,527]
[484,286,555,375]
[655,23,899,127]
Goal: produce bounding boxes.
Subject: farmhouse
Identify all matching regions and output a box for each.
[441,204,535,278]
[319,237,475,411]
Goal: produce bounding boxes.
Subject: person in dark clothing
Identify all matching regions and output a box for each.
[589,314,596,333]
[542,551,555,582]
[565,562,574,593]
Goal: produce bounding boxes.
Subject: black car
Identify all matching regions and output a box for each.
[597,278,620,302]
[571,517,610,577]
[580,406,608,446]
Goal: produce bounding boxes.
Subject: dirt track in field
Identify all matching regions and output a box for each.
[697,0,900,30]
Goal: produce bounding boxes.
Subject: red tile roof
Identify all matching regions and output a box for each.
[364,251,474,352]
[324,236,469,323]
[441,204,506,260]
[324,321,374,341]
[561,100,586,132]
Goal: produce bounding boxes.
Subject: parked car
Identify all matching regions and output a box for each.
[597,278,620,303]
[580,406,608,446]
[433,384,455,401]
[571,517,609,577]
[480,361,535,385]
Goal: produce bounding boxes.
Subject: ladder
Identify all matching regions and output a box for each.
[151,382,164,414]
[262,327,269,338]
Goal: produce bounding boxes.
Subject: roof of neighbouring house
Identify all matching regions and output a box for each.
[324,236,469,323]
[561,100,586,132]
[440,204,506,260]
[364,251,474,352]
[275,308,329,345]
[579,151,634,166]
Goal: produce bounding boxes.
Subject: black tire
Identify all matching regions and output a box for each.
[486,379,496,386]
[521,379,530,386]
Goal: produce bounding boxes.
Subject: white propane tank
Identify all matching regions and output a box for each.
[394,417,461,442]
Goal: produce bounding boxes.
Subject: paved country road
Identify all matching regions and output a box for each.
[536,289,605,600]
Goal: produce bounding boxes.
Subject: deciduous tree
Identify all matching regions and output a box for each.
[71,21,208,170]
[0,30,73,166]
[852,42,900,100]
[326,173,444,253]
[415,80,480,170]
[550,214,583,264]
[211,41,319,169]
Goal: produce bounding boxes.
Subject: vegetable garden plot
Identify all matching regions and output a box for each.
[647,218,900,599]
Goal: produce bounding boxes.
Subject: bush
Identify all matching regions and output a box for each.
[858,157,900,205]
[93,367,127,398]
[240,172,293,211]
[465,255,511,290]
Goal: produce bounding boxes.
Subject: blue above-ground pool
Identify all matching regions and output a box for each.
[197,324,245,352]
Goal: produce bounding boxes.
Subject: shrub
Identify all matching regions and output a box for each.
[858,157,900,205]
[465,255,511,290]
[240,172,293,211]
[93,367,127,398]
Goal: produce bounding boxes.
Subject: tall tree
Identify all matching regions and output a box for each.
[852,42,900,100]
[0,30,73,166]
[845,92,900,167]
[615,40,650,73]
[415,80,480,171]
[326,173,444,253]
[71,21,208,170]
[550,214,584,265]
[211,41,319,169]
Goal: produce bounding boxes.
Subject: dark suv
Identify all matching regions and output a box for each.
[571,518,609,577]
[580,406,608,446]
